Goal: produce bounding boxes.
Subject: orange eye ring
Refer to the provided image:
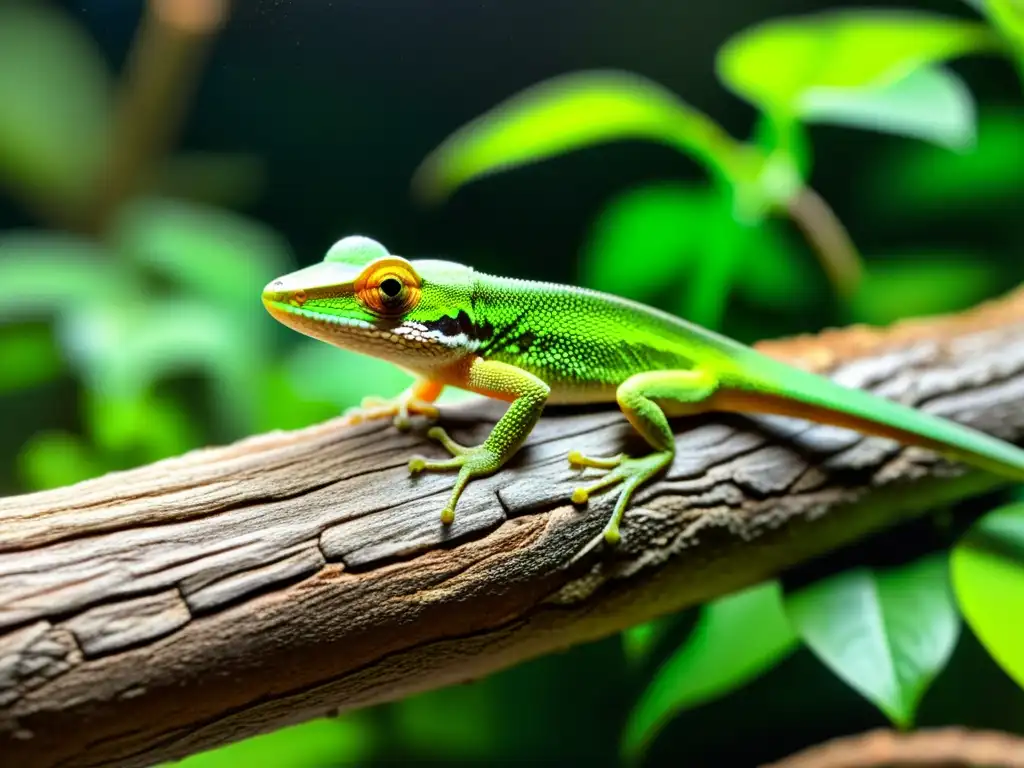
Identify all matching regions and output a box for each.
[354,257,422,316]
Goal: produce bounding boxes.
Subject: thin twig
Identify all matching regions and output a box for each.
[88,0,230,234]
[787,185,865,298]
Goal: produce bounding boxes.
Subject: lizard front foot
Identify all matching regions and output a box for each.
[408,427,501,524]
[343,393,440,431]
[567,448,672,552]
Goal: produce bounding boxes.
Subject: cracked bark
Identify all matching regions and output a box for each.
[2,289,1024,768]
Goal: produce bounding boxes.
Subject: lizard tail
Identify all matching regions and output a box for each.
[714,361,1024,482]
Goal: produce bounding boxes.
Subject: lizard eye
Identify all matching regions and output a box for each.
[380,278,403,298]
[354,257,422,316]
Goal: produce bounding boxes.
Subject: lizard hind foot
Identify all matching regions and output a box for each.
[568,449,673,549]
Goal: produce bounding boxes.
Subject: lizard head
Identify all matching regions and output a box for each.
[262,235,479,368]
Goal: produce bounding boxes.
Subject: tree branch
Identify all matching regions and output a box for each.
[2,289,1024,768]
[765,727,1024,768]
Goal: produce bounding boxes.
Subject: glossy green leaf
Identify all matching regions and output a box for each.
[717,10,997,117]
[112,197,293,313]
[0,232,132,321]
[785,555,960,728]
[0,1,111,207]
[621,581,798,763]
[952,503,1024,690]
[157,716,374,768]
[849,255,1000,325]
[801,65,976,149]
[412,70,748,203]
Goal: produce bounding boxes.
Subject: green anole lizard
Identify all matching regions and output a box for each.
[263,235,1024,551]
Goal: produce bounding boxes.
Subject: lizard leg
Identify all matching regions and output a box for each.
[344,377,444,430]
[569,368,718,550]
[408,357,549,525]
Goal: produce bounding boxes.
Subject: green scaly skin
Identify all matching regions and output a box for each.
[263,236,1024,554]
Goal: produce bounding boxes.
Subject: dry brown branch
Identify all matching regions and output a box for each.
[764,726,1024,768]
[2,288,1024,768]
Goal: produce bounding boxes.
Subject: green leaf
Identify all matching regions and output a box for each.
[621,581,797,763]
[785,555,960,729]
[801,65,976,150]
[411,70,749,203]
[0,232,133,321]
[111,197,293,314]
[580,183,718,302]
[752,113,813,183]
[985,0,1024,50]
[581,182,811,328]
[952,502,1024,690]
[156,716,374,768]
[717,10,997,117]
[848,254,1000,325]
[0,1,111,208]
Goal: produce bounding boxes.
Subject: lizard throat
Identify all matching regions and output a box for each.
[265,302,481,356]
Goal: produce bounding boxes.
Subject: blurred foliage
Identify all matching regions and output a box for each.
[622,581,798,763]
[715,10,993,149]
[158,717,375,768]
[0,0,110,217]
[952,502,1024,689]
[414,8,1015,329]
[3,0,1024,767]
[869,107,1024,213]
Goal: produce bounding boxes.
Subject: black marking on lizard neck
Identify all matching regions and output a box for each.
[423,309,475,339]
[477,311,527,355]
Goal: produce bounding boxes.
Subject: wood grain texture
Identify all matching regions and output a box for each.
[3,289,1024,768]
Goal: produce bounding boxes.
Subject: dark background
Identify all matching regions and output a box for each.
[25,0,1015,281]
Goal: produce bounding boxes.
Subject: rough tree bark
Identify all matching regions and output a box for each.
[3,289,1024,768]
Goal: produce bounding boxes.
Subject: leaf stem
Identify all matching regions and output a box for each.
[785,185,864,298]
[87,0,230,235]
